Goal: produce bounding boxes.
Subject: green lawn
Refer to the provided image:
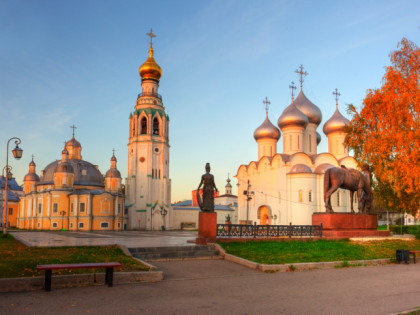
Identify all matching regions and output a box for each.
[219,239,420,264]
[0,234,149,278]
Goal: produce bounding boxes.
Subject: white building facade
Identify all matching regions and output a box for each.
[236,73,358,226]
[125,31,173,230]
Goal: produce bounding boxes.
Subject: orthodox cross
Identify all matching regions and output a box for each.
[295,64,308,89]
[263,97,270,114]
[31,154,34,161]
[70,124,77,137]
[289,81,297,102]
[333,88,341,108]
[147,28,156,45]
[112,148,116,156]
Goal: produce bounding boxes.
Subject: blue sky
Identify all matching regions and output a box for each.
[0,0,419,202]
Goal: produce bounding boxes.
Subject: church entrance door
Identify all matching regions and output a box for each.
[258,206,270,225]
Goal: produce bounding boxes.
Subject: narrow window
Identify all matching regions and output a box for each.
[38,204,42,214]
[309,190,312,202]
[70,223,73,228]
[8,208,13,215]
[337,191,340,206]
[124,208,128,215]
[53,203,58,213]
[299,190,303,202]
[71,203,74,213]
[153,117,159,135]
[118,222,121,228]
[80,203,86,213]
[141,117,147,134]
[79,222,84,228]
[309,135,312,152]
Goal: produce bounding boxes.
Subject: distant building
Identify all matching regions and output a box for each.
[17,134,125,231]
[0,177,23,228]
[236,69,358,225]
[172,177,238,229]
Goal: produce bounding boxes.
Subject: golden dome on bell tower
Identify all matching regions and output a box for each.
[139,29,162,82]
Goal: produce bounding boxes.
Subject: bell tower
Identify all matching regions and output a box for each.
[126,30,172,230]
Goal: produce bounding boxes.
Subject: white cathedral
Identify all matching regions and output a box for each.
[125,30,173,230]
[236,68,358,226]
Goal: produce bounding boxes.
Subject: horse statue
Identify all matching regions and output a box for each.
[324,164,372,213]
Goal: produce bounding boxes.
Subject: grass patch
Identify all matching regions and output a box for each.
[0,234,149,278]
[219,239,420,265]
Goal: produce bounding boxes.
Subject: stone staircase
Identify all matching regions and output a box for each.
[128,245,220,261]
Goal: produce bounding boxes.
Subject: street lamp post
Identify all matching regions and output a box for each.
[160,206,167,231]
[2,137,23,237]
[243,180,254,225]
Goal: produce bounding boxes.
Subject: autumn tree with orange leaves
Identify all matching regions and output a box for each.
[346,38,420,214]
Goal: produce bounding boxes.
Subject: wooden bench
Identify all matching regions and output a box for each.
[37,262,122,291]
[409,250,420,264]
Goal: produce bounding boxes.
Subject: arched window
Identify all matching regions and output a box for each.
[141,117,147,134]
[153,117,160,135]
[52,222,58,228]
[132,120,135,137]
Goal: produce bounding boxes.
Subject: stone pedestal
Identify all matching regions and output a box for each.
[312,213,390,238]
[196,211,217,245]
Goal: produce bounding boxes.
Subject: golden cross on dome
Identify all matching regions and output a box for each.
[112,148,116,156]
[147,28,156,45]
[31,154,34,161]
[70,124,77,137]
[295,64,308,89]
[263,97,271,114]
[333,88,341,108]
[289,82,297,102]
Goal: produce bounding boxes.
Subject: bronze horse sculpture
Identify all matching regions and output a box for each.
[324,164,372,213]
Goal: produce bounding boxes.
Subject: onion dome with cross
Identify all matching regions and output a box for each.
[254,98,281,141]
[139,29,162,82]
[323,88,350,135]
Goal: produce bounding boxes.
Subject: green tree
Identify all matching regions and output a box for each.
[345,38,420,214]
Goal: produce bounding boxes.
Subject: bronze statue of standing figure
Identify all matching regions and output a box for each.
[197,163,218,212]
[324,164,373,213]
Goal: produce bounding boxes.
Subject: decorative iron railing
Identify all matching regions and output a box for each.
[138,92,162,100]
[216,222,323,238]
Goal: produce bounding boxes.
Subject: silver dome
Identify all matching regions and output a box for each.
[278,102,309,130]
[323,107,350,135]
[316,131,321,145]
[254,115,281,141]
[294,90,322,125]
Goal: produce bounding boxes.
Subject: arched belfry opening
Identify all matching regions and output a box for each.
[141,117,148,134]
[153,117,160,135]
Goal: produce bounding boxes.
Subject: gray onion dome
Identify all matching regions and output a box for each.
[254,115,281,141]
[294,90,322,125]
[316,131,321,145]
[278,102,309,130]
[323,107,350,135]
